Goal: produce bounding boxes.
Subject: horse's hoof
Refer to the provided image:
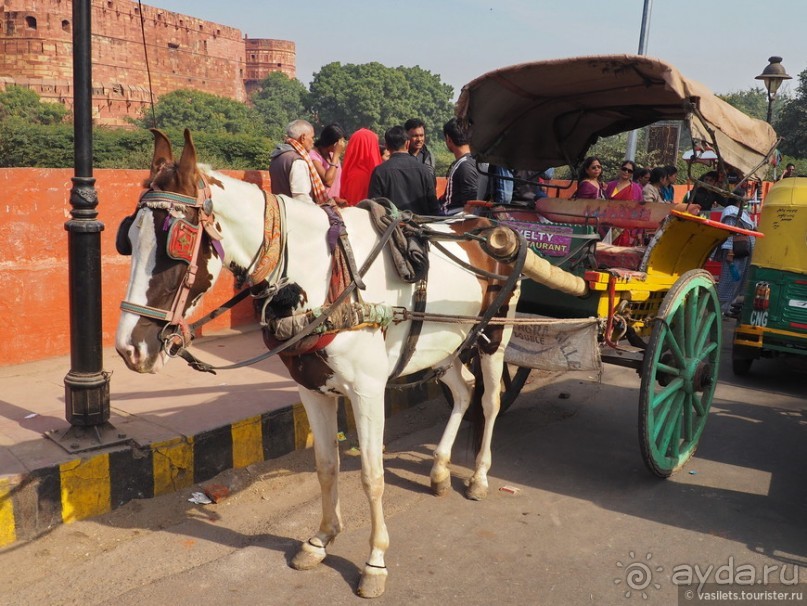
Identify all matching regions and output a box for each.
[465,480,488,501]
[290,541,327,571]
[357,565,388,599]
[431,476,451,496]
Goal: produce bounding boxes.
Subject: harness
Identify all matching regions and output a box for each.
[120,174,527,378]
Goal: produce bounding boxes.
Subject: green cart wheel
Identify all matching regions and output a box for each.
[639,270,721,478]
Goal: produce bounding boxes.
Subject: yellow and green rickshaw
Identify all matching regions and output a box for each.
[733,177,807,373]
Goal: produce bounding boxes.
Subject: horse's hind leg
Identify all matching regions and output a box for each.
[431,359,474,496]
[291,389,342,571]
[465,347,506,501]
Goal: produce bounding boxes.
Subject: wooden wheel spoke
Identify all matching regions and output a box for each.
[651,377,684,412]
[691,391,705,417]
[651,388,677,440]
[684,289,699,358]
[683,393,693,441]
[656,393,684,456]
[662,328,686,367]
[695,341,719,366]
[694,309,718,354]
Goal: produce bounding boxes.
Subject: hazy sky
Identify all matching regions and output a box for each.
[149,0,805,100]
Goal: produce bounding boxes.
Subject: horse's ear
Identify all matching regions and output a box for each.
[150,128,173,177]
[175,129,199,191]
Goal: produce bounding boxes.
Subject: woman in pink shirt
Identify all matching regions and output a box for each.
[309,123,346,202]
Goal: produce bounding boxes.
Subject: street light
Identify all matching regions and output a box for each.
[755,56,791,124]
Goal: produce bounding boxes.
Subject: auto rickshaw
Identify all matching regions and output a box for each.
[732,177,807,374]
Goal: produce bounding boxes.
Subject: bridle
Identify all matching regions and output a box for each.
[120,174,217,356]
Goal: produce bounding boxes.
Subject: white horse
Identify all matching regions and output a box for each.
[115,129,521,598]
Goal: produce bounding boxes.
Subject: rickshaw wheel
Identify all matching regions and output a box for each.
[731,348,753,376]
[441,362,531,416]
[639,270,721,478]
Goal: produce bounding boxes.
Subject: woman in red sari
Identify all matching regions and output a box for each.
[604,160,644,245]
[605,160,643,202]
[340,128,383,205]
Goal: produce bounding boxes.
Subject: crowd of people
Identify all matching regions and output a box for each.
[267,117,492,217]
[268,123,766,316]
[573,157,700,214]
[570,155,767,315]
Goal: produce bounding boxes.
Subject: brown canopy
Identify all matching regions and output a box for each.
[456,54,777,179]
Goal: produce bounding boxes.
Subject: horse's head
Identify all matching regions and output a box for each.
[115,128,223,373]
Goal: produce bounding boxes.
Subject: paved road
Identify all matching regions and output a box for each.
[1,326,805,606]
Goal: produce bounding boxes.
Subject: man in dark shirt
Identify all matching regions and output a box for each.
[368,125,441,215]
[441,118,478,214]
[404,118,435,176]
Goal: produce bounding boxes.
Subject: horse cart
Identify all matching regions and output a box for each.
[455,55,777,477]
[114,55,776,598]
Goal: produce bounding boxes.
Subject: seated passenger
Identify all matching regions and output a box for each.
[573,157,605,199]
[605,160,643,202]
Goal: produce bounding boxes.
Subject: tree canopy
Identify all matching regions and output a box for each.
[774,68,807,158]
[308,62,454,138]
[250,72,311,141]
[718,88,769,122]
[135,89,266,136]
[0,85,68,124]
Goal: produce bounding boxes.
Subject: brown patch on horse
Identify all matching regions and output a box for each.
[281,351,336,393]
[447,218,516,354]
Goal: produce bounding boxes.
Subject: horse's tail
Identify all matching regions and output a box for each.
[468,351,486,455]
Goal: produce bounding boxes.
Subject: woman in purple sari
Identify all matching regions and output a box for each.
[574,156,605,199]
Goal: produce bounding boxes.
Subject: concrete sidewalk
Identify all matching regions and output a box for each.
[0,326,438,547]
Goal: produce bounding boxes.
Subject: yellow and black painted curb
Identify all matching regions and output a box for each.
[0,381,440,549]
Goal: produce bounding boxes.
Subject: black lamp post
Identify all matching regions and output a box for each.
[755,56,791,124]
[49,0,123,452]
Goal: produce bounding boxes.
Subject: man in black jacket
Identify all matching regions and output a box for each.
[368,126,441,216]
[404,118,435,177]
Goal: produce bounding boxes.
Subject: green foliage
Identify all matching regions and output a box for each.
[251,72,311,140]
[0,85,68,125]
[718,88,769,122]
[0,120,74,167]
[775,68,807,158]
[309,62,454,138]
[135,89,267,136]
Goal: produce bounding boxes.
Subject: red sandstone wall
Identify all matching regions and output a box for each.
[0,169,444,366]
[0,168,270,366]
[0,1,295,126]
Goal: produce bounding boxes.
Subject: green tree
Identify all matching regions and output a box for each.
[0,85,68,124]
[250,72,311,140]
[308,62,454,138]
[718,88,769,122]
[775,68,807,158]
[136,89,266,136]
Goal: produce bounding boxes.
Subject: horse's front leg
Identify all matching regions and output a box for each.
[290,389,342,571]
[343,379,389,598]
[431,359,474,496]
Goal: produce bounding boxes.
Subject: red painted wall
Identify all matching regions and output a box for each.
[0,168,269,366]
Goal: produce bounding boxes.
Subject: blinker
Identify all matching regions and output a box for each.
[203,198,213,216]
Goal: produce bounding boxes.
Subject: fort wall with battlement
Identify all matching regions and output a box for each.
[0,0,296,126]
